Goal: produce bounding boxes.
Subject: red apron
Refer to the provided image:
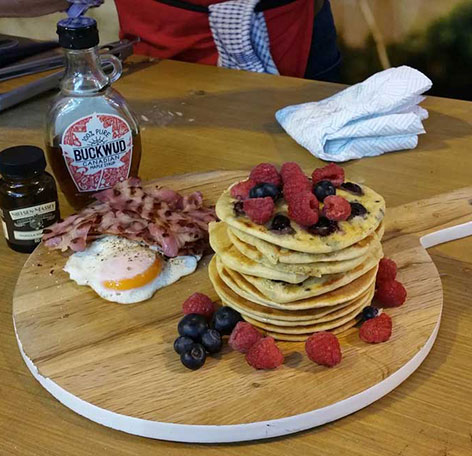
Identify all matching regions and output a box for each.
[114,0,314,78]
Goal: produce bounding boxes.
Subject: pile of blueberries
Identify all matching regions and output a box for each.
[174,307,242,370]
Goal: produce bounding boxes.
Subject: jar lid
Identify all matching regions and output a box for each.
[57,17,99,50]
[0,145,47,178]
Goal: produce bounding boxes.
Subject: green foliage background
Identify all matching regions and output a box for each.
[339,1,472,100]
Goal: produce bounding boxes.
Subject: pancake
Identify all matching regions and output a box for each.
[227,226,380,276]
[209,221,309,284]
[239,287,374,327]
[242,297,366,334]
[215,255,378,310]
[239,246,382,304]
[209,257,375,325]
[263,318,360,341]
[216,182,385,254]
[229,222,384,265]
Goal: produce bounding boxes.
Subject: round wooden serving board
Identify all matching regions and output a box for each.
[12,171,472,443]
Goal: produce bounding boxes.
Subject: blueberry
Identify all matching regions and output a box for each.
[270,214,294,233]
[233,201,245,216]
[174,336,196,355]
[177,313,208,341]
[211,306,243,335]
[249,183,281,201]
[201,329,223,353]
[308,217,338,236]
[349,202,368,219]
[313,180,336,201]
[362,306,378,320]
[341,182,364,196]
[180,343,206,370]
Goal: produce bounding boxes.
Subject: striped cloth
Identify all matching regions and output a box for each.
[208,0,279,74]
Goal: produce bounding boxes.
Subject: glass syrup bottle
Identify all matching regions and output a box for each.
[45,17,141,210]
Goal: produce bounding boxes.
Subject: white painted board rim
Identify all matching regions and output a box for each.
[14,315,440,443]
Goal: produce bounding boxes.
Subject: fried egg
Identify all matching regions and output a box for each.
[64,235,198,304]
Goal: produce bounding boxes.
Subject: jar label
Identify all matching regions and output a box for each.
[60,113,133,192]
[2,201,58,244]
[9,201,57,220]
[13,229,44,241]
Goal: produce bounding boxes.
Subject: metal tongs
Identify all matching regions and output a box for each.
[0,39,137,112]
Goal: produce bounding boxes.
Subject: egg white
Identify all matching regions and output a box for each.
[64,235,198,304]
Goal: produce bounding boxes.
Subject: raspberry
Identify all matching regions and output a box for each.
[281,162,305,182]
[246,337,284,369]
[229,322,262,353]
[249,163,281,187]
[280,162,311,205]
[283,179,312,204]
[312,163,345,187]
[305,332,342,367]
[243,197,274,224]
[376,258,397,284]
[182,293,216,320]
[375,280,407,308]
[322,195,351,221]
[359,313,392,343]
[288,192,319,226]
[230,179,256,200]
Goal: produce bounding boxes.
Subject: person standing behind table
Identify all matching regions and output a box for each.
[0,0,341,82]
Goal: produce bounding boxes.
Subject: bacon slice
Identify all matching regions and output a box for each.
[43,178,216,257]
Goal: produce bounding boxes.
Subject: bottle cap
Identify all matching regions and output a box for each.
[0,145,47,178]
[57,17,99,50]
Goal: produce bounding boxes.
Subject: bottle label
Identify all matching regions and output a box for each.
[60,113,133,193]
[1,201,58,244]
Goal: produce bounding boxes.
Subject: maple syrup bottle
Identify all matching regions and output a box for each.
[45,17,141,210]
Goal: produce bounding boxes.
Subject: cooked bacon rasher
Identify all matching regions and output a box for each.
[43,178,217,257]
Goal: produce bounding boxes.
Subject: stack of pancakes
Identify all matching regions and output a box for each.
[209,181,386,341]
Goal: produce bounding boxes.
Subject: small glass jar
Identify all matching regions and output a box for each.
[0,145,60,253]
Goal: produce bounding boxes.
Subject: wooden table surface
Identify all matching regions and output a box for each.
[0,59,471,455]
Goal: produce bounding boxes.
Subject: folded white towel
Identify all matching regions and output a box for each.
[276,66,433,161]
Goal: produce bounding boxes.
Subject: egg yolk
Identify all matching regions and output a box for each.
[103,258,162,290]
